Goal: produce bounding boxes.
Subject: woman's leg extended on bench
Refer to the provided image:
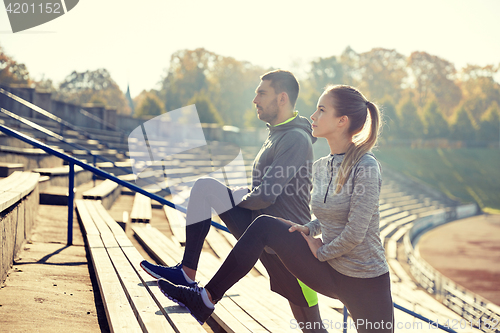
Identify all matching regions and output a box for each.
[205,215,337,302]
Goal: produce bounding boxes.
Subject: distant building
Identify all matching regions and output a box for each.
[125,83,135,113]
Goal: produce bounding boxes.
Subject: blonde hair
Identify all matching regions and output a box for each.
[324,85,381,194]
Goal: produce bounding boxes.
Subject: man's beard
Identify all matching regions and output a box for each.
[259,98,279,124]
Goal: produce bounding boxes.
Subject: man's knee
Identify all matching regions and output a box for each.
[193,177,219,191]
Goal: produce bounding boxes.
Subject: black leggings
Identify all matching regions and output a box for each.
[205,215,394,333]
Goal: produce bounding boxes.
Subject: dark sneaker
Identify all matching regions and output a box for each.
[158,278,214,324]
[140,260,196,287]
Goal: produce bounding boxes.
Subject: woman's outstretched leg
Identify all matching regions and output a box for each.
[158,215,337,324]
[204,215,336,302]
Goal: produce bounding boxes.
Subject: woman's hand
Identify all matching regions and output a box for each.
[300,232,324,259]
[231,186,250,202]
[276,217,310,235]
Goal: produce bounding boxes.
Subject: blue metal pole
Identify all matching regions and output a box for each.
[393,303,458,333]
[342,306,348,333]
[93,155,97,187]
[68,162,75,245]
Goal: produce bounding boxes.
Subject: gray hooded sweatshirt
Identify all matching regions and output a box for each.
[238,114,317,224]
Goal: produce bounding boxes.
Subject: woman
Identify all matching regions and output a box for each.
[158,85,394,333]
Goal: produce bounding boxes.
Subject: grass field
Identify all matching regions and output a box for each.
[374,147,500,212]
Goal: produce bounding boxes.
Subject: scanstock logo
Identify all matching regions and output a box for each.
[3,0,79,33]
[128,105,248,225]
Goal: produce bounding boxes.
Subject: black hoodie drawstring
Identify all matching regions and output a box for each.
[324,155,335,203]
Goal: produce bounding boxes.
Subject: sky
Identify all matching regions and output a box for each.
[0,0,499,98]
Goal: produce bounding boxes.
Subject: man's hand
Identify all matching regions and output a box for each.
[300,232,324,259]
[276,217,310,235]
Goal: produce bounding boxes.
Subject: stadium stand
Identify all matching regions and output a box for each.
[1,86,497,332]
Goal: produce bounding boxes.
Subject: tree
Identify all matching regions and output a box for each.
[450,106,476,141]
[159,48,265,127]
[159,48,214,112]
[408,51,462,115]
[398,99,424,140]
[188,93,223,125]
[33,74,55,92]
[379,99,399,141]
[458,64,500,124]
[309,55,344,91]
[56,68,132,115]
[357,48,407,102]
[339,46,360,87]
[295,80,320,119]
[423,100,450,139]
[0,44,30,85]
[207,55,265,126]
[478,101,500,142]
[135,92,165,117]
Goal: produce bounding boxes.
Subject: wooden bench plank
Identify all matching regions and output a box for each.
[84,201,175,333]
[0,162,24,177]
[0,171,26,192]
[75,200,143,333]
[83,179,120,198]
[131,193,152,223]
[12,173,40,197]
[163,205,186,245]
[380,214,417,240]
[92,203,206,333]
[0,172,39,213]
[33,165,84,176]
[379,211,409,228]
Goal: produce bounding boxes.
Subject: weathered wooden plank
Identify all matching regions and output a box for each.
[93,203,205,333]
[83,179,119,198]
[163,205,186,245]
[75,200,142,333]
[131,193,152,223]
[85,201,174,333]
[0,171,26,193]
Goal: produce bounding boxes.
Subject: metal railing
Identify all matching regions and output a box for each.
[78,106,126,142]
[0,123,230,244]
[404,210,500,333]
[0,87,127,155]
[0,107,132,184]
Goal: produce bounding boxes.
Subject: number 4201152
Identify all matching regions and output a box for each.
[5,3,62,14]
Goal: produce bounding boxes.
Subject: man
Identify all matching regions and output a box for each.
[141,70,326,332]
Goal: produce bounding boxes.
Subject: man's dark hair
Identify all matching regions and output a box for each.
[261,70,300,108]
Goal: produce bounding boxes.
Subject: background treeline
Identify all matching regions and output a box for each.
[1,44,499,143]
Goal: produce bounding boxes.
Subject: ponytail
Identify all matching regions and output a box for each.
[333,100,381,194]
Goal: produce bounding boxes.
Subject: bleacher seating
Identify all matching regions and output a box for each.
[82,179,122,209]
